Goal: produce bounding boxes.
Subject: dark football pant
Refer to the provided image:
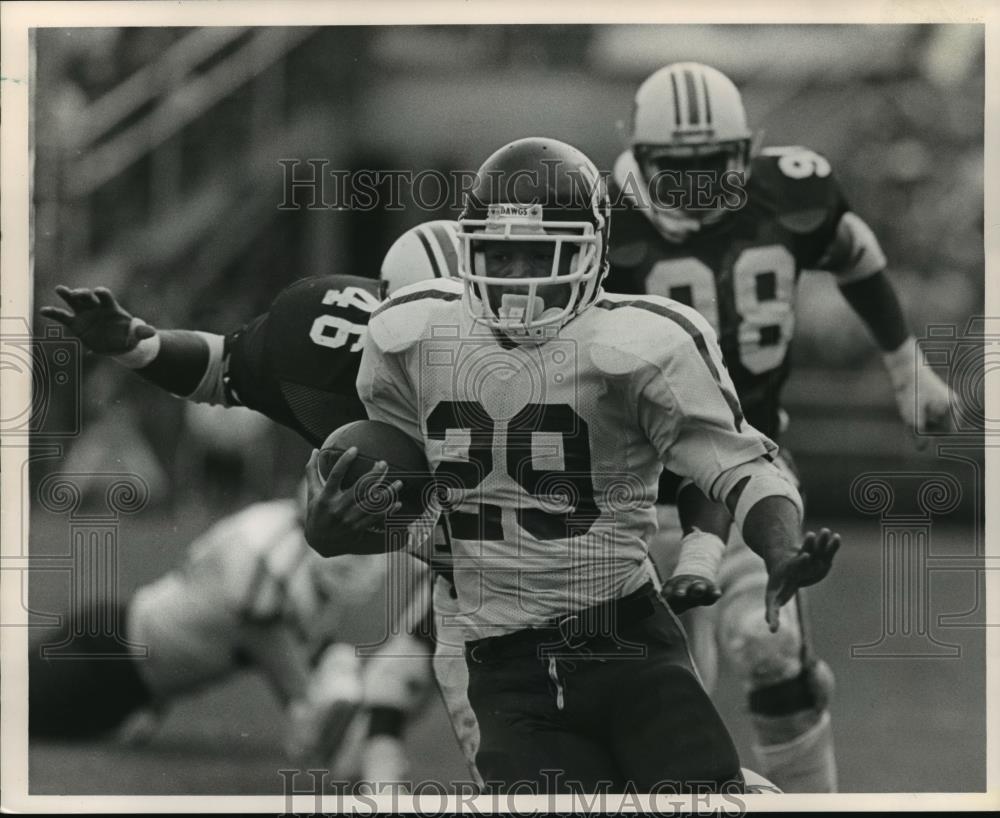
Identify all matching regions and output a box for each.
[465,584,744,793]
[29,601,154,738]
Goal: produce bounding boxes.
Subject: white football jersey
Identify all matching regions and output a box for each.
[128,500,387,698]
[360,278,775,638]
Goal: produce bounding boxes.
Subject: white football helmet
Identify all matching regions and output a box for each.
[379,220,461,296]
[626,62,756,241]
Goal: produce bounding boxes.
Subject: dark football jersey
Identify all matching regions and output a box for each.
[606,146,850,442]
[222,273,454,582]
[223,274,384,446]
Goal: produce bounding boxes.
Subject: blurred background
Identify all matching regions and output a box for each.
[30,23,985,514]
[27,24,986,794]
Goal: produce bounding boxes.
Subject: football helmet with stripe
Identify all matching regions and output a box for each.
[380,220,461,296]
[457,137,611,344]
[627,62,755,240]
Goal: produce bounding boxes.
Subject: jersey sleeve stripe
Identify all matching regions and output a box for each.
[371,288,461,319]
[594,298,744,430]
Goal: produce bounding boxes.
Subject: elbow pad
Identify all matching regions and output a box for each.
[716,460,804,534]
[183,332,228,405]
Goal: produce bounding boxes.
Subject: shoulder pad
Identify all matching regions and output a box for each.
[587,293,696,376]
[231,499,300,541]
[263,274,381,387]
[190,500,298,568]
[751,147,847,234]
[368,278,464,354]
[611,150,640,203]
[271,274,382,319]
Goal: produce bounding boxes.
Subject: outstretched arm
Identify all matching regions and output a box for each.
[820,213,954,438]
[641,308,839,631]
[40,285,224,402]
[722,475,838,631]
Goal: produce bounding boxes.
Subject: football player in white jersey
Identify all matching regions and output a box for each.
[28,490,404,770]
[605,62,959,793]
[304,137,840,793]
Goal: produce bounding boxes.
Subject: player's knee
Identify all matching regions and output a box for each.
[719,591,835,716]
[748,658,836,717]
[363,632,435,714]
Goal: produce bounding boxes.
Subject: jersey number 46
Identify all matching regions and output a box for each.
[308,286,380,353]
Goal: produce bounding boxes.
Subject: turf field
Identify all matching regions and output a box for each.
[25,509,985,795]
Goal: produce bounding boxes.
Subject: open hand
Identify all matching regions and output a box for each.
[40,286,154,354]
[765,528,840,632]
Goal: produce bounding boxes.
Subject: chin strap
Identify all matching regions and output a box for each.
[496,294,565,345]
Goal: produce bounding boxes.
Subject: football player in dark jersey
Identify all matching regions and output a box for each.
[36,221,469,787]
[605,62,956,793]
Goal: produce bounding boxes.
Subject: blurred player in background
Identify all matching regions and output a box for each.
[28,489,412,779]
[605,62,957,792]
[37,222,470,787]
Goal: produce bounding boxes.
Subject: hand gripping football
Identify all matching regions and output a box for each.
[318,420,435,526]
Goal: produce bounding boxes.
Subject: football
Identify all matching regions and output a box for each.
[317,420,436,526]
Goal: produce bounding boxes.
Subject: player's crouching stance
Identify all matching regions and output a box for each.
[304,137,840,794]
[28,493,404,771]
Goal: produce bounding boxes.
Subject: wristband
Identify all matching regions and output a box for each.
[111,318,161,369]
[672,528,727,581]
[881,336,917,388]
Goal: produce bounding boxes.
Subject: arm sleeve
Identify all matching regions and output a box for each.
[638,325,776,503]
[134,329,217,399]
[180,332,228,404]
[222,314,313,437]
[816,211,888,284]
